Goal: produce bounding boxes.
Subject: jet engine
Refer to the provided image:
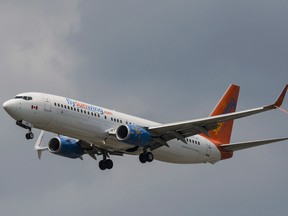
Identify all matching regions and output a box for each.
[48,136,84,159]
[116,124,153,146]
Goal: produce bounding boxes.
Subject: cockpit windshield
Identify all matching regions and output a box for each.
[15,96,33,101]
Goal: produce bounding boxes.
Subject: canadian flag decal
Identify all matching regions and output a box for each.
[31,105,38,110]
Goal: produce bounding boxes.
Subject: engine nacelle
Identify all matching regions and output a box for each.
[48,137,84,159]
[116,124,153,146]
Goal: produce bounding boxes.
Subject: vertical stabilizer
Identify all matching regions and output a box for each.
[209,84,240,144]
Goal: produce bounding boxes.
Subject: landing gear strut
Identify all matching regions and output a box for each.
[16,120,34,140]
[139,152,154,163]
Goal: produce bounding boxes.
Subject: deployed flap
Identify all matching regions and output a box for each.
[221,138,288,151]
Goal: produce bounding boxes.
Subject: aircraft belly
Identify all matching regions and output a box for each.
[95,137,134,152]
[153,139,221,164]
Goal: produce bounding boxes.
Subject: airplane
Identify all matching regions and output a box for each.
[2,84,288,171]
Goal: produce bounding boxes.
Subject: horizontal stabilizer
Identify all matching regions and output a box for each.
[221,138,288,151]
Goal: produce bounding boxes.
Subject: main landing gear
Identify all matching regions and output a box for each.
[16,120,34,140]
[99,159,113,170]
[139,152,154,163]
[98,153,113,170]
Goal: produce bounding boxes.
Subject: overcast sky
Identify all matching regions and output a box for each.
[0,1,288,216]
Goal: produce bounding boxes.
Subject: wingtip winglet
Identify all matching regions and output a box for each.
[274,84,288,107]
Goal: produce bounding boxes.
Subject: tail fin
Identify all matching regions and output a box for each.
[209,84,240,144]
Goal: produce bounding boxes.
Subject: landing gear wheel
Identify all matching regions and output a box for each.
[99,160,106,170]
[106,159,113,170]
[139,152,154,163]
[139,153,147,163]
[145,152,154,162]
[99,159,114,170]
[25,132,34,140]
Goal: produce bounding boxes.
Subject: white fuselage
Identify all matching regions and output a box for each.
[4,92,222,164]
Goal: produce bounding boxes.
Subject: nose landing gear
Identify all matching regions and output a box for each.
[25,131,34,140]
[16,120,34,140]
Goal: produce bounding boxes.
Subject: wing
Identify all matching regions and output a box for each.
[148,85,288,144]
[221,138,288,151]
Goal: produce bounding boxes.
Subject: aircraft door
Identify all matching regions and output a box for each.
[44,97,51,112]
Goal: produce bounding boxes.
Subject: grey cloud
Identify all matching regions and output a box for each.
[0,1,288,216]
[0,0,81,96]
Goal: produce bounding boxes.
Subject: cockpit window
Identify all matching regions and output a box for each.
[15,96,33,101]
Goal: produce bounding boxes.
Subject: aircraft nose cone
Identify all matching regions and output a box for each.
[3,99,21,120]
[3,100,12,112]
